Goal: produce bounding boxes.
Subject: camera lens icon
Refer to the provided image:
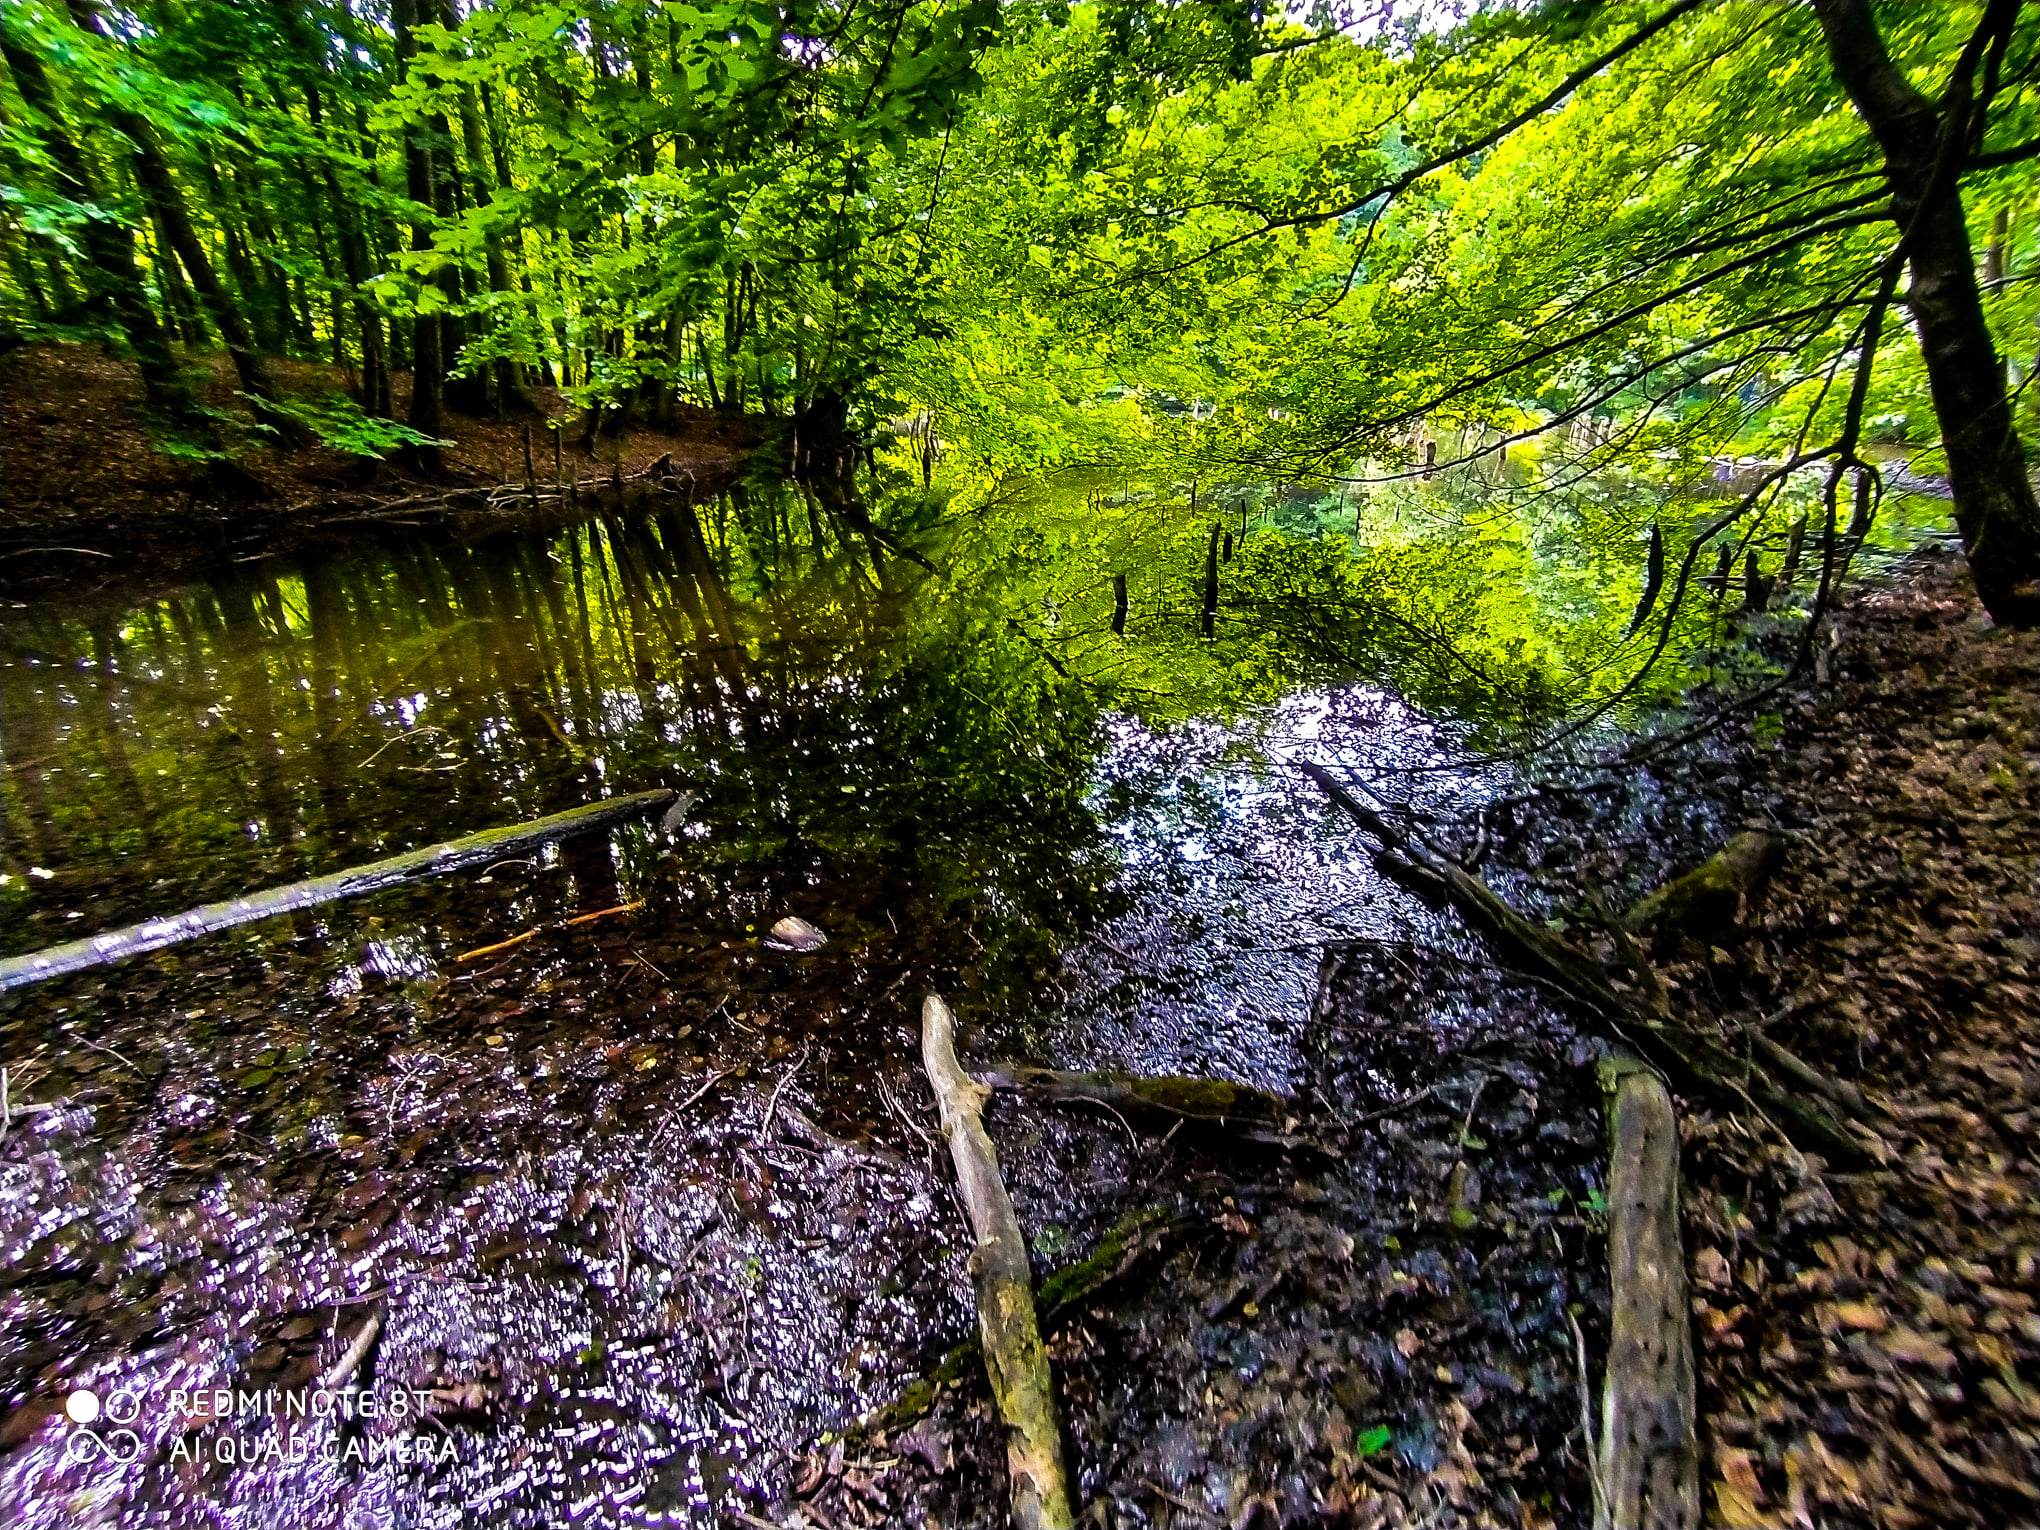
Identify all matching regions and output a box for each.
[66,1388,140,1425]
[62,1388,143,1465]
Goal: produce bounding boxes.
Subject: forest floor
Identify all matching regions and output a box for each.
[775,546,2038,1529]
[0,342,764,595]
[1641,554,2040,1530]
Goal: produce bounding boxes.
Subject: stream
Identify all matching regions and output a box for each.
[0,479,1592,1528]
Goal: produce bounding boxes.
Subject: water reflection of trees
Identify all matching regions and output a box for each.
[0,481,1120,1008]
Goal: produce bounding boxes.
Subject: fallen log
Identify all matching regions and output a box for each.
[977,1064,1286,1126]
[0,789,676,992]
[1293,760,1872,1164]
[1623,830,1784,943]
[1597,1052,1700,1530]
[922,994,1076,1530]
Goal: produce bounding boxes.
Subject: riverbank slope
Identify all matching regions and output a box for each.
[0,342,763,595]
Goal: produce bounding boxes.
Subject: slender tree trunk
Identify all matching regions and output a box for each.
[455,72,528,415]
[138,150,307,442]
[0,90,54,324]
[429,84,482,415]
[233,155,296,355]
[1201,523,1221,638]
[0,22,201,429]
[1984,207,2008,287]
[263,79,345,369]
[392,0,444,467]
[628,25,671,423]
[66,0,310,448]
[480,80,556,390]
[1812,0,2040,625]
[306,82,389,416]
[203,159,274,345]
[697,330,723,411]
[3,224,52,322]
[148,206,206,346]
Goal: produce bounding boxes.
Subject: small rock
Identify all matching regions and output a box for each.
[766,916,827,952]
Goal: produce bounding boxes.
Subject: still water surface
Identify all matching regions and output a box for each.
[0,482,1494,1526]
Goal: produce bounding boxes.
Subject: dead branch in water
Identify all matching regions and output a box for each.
[319,1310,383,1393]
[0,790,676,992]
[976,1063,1286,1127]
[1299,760,1707,1525]
[1292,759,1875,1165]
[453,898,645,964]
[307,458,706,529]
[921,994,1076,1530]
[0,1065,62,1142]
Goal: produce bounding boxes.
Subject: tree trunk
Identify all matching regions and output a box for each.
[0,789,676,992]
[147,207,206,346]
[392,0,444,467]
[1295,760,1877,1164]
[976,1064,1286,1126]
[73,2,310,448]
[428,85,482,416]
[0,23,202,429]
[1812,0,2040,626]
[455,73,529,416]
[138,144,302,437]
[1201,523,1221,638]
[206,157,289,356]
[306,81,390,417]
[479,79,556,390]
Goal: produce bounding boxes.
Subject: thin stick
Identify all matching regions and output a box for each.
[358,725,449,770]
[453,899,647,964]
[1570,1311,1610,1530]
[652,1067,735,1150]
[563,899,643,928]
[451,928,539,964]
[755,1047,809,1144]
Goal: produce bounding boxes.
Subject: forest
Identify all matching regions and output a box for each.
[0,1,2037,1528]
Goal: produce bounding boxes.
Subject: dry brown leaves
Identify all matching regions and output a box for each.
[1673,565,2040,1529]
